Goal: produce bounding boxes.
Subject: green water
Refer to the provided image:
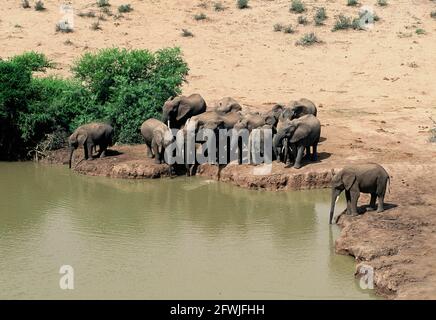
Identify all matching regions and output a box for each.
[0,162,376,299]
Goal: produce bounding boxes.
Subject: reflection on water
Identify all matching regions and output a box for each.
[0,162,376,299]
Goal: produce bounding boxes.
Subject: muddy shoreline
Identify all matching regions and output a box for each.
[42,145,436,299]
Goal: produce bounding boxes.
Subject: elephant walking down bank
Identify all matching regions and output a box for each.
[329,163,390,224]
[68,122,114,169]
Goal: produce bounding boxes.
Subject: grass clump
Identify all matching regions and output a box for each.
[97,0,110,7]
[194,13,207,21]
[290,0,305,13]
[377,0,388,6]
[273,23,284,32]
[347,0,358,6]
[296,33,321,46]
[34,1,45,11]
[298,15,308,25]
[314,7,327,25]
[78,11,96,18]
[214,2,225,11]
[21,0,31,8]
[56,22,74,33]
[118,4,132,13]
[416,28,426,35]
[91,21,102,30]
[236,0,249,9]
[332,14,352,31]
[431,11,436,19]
[283,25,295,34]
[181,29,194,37]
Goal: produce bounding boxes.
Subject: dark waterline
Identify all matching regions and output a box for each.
[0,162,377,299]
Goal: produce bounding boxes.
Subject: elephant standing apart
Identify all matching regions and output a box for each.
[329,163,390,224]
[140,118,175,164]
[162,94,207,129]
[273,114,320,169]
[68,122,114,169]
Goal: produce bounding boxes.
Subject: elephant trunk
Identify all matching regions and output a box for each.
[68,145,75,169]
[273,130,286,159]
[329,188,341,224]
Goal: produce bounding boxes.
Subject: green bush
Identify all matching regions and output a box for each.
[237,0,249,9]
[72,47,189,143]
[0,48,189,158]
[314,7,327,25]
[290,0,305,13]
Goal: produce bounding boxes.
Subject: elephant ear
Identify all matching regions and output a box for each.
[291,105,304,118]
[282,108,293,120]
[77,132,88,146]
[176,102,191,121]
[264,114,276,126]
[342,172,356,191]
[289,123,309,143]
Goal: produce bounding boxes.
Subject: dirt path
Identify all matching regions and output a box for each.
[4,0,436,299]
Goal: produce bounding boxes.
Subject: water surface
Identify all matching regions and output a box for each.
[0,162,376,299]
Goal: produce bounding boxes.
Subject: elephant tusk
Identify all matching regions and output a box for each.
[167,120,170,128]
[335,195,339,204]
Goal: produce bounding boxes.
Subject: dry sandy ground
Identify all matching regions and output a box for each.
[3,0,436,299]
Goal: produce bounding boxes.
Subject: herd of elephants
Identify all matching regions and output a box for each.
[67,94,390,224]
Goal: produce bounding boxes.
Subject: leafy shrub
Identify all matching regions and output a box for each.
[72,47,189,143]
[347,0,358,6]
[237,0,249,9]
[290,0,305,13]
[377,0,387,6]
[416,28,426,35]
[118,4,132,13]
[0,48,189,158]
[314,7,327,25]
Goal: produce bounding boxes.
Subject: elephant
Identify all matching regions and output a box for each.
[273,114,321,169]
[289,98,317,120]
[140,118,175,164]
[162,93,207,129]
[213,97,242,114]
[68,122,114,169]
[329,163,390,224]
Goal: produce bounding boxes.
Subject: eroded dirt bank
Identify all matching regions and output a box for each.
[44,145,436,299]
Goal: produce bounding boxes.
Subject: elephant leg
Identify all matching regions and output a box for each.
[345,190,352,215]
[311,144,318,161]
[87,144,95,160]
[152,142,161,164]
[99,144,108,158]
[377,177,388,213]
[145,143,154,158]
[367,193,377,211]
[303,146,311,160]
[83,144,89,160]
[350,190,360,216]
[377,193,385,213]
[293,145,305,169]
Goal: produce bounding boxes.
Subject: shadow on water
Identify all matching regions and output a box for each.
[0,162,378,299]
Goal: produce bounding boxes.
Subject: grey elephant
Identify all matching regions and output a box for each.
[329,163,390,224]
[273,114,320,169]
[68,122,114,169]
[162,94,207,129]
[289,98,317,119]
[140,118,175,164]
[214,97,242,114]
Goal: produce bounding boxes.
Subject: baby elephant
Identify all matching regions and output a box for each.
[329,163,390,224]
[68,122,114,169]
[140,118,174,164]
